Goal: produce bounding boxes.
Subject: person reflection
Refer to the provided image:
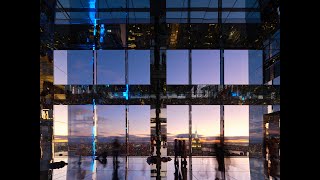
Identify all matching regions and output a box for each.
[112,138,121,167]
[146,156,172,165]
[112,159,119,180]
[96,149,108,167]
[76,165,86,179]
[181,140,187,180]
[214,144,227,180]
[174,139,180,180]
[174,139,188,180]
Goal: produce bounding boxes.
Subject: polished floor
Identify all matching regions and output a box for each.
[52,156,260,180]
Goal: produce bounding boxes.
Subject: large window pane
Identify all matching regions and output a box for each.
[128,105,150,156]
[128,50,150,84]
[248,50,263,85]
[53,105,68,156]
[97,105,125,143]
[53,105,68,137]
[192,50,220,84]
[224,50,249,85]
[68,50,93,85]
[167,50,189,84]
[68,105,93,156]
[54,50,68,85]
[192,105,220,156]
[224,105,249,142]
[97,50,125,84]
[167,105,188,142]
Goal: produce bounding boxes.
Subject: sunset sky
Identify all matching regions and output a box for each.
[54,105,249,138]
[53,49,258,140]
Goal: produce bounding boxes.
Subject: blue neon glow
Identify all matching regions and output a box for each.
[89,0,97,173]
[242,97,245,101]
[231,92,237,97]
[92,126,96,148]
[91,156,96,172]
[89,0,96,25]
[122,84,129,100]
[100,24,105,43]
[92,98,96,157]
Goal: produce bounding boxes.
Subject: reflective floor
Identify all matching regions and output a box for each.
[51,156,262,180]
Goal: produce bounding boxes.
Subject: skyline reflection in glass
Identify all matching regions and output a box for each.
[97,105,125,143]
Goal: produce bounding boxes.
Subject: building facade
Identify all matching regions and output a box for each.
[40,0,280,179]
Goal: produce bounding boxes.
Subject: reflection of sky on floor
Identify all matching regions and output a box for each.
[52,156,251,180]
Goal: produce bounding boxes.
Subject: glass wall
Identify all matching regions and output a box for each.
[167,50,189,85]
[97,50,125,84]
[48,0,280,179]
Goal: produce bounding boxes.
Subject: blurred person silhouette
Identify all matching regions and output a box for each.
[76,165,86,179]
[147,156,172,165]
[112,138,121,167]
[150,136,156,155]
[96,150,108,167]
[77,144,85,166]
[49,161,68,169]
[174,139,183,180]
[214,144,226,180]
[181,140,187,180]
[112,159,119,180]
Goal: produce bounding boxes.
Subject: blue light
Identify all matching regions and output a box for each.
[100,24,105,43]
[122,84,129,100]
[91,156,96,172]
[92,125,96,156]
[88,0,96,25]
[92,99,96,157]
[242,97,245,101]
[231,92,237,97]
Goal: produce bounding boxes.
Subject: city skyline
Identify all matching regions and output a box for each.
[54,105,250,140]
